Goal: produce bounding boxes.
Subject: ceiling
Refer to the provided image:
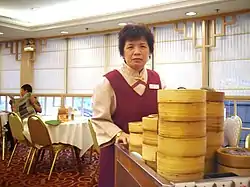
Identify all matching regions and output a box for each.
[0,0,249,41]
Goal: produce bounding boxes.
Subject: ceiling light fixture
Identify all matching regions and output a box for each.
[0,32,3,35]
[118,22,135,26]
[60,31,69,34]
[31,7,39,11]
[118,22,127,26]
[185,11,197,16]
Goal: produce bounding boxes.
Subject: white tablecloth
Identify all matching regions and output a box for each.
[0,112,8,128]
[23,116,93,157]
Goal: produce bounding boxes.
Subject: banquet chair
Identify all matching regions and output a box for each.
[27,115,81,180]
[224,115,242,147]
[0,116,6,161]
[7,112,33,173]
[224,115,250,148]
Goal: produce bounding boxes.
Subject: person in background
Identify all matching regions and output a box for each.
[92,24,165,187]
[19,84,42,114]
[6,84,42,150]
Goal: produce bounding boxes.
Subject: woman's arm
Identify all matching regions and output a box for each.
[91,78,123,146]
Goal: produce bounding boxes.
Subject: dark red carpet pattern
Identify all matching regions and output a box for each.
[0,144,99,187]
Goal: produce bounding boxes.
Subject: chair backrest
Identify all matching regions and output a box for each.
[88,119,100,154]
[224,115,242,147]
[8,112,26,142]
[27,115,52,147]
[245,134,250,148]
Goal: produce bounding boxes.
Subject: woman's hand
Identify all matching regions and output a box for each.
[115,132,129,144]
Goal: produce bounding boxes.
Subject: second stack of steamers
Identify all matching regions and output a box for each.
[157,89,207,182]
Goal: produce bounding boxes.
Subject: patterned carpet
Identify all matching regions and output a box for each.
[0,144,99,187]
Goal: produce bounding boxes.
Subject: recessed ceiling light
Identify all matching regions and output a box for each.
[118,22,127,26]
[31,7,39,11]
[185,11,197,16]
[0,32,4,35]
[60,31,68,34]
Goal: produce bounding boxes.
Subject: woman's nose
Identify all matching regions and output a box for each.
[133,47,141,54]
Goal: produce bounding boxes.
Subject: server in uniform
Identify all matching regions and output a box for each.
[92,24,165,187]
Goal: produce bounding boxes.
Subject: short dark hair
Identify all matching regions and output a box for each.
[118,24,154,57]
[21,84,33,93]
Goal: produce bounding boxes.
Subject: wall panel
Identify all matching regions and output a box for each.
[68,35,105,93]
[34,39,67,93]
[0,42,21,93]
[209,13,250,95]
[154,22,202,88]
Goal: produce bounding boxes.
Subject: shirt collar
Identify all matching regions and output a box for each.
[121,63,146,78]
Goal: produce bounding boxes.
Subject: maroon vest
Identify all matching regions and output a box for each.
[105,69,161,133]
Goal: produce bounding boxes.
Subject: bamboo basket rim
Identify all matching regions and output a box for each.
[158,89,206,92]
[217,147,250,158]
[147,114,158,118]
[157,151,205,158]
[158,135,206,140]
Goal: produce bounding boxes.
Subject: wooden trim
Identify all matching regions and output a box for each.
[0,93,92,97]
[202,20,209,87]
[1,93,249,101]
[225,96,250,101]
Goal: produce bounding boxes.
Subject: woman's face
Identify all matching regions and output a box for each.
[123,37,150,71]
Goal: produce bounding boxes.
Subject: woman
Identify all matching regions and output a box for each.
[92,24,165,187]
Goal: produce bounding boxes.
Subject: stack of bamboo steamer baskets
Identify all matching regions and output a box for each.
[157,89,206,182]
[142,114,158,171]
[217,147,250,176]
[128,121,143,154]
[203,89,225,173]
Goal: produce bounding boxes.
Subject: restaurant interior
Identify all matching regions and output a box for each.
[0,0,250,186]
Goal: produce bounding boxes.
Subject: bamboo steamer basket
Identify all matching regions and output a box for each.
[205,146,220,173]
[159,120,206,138]
[129,145,142,155]
[143,131,157,145]
[206,146,220,160]
[142,114,158,163]
[157,152,204,182]
[129,133,142,147]
[145,160,157,171]
[158,89,206,121]
[157,152,205,174]
[206,91,225,132]
[158,136,206,157]
[128,121,143,133]
[129,121,143,149]
[204,91,224,173]
[142,114,158,131]
[158,89,206,103]
[157,172,204,183]
[207,117,224,131]
[217,147,250,169]
[205,159,217,173]
[217,164,250,176]
[158,103,206,121]
[142,143,157,161]
[207,131,224,146]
